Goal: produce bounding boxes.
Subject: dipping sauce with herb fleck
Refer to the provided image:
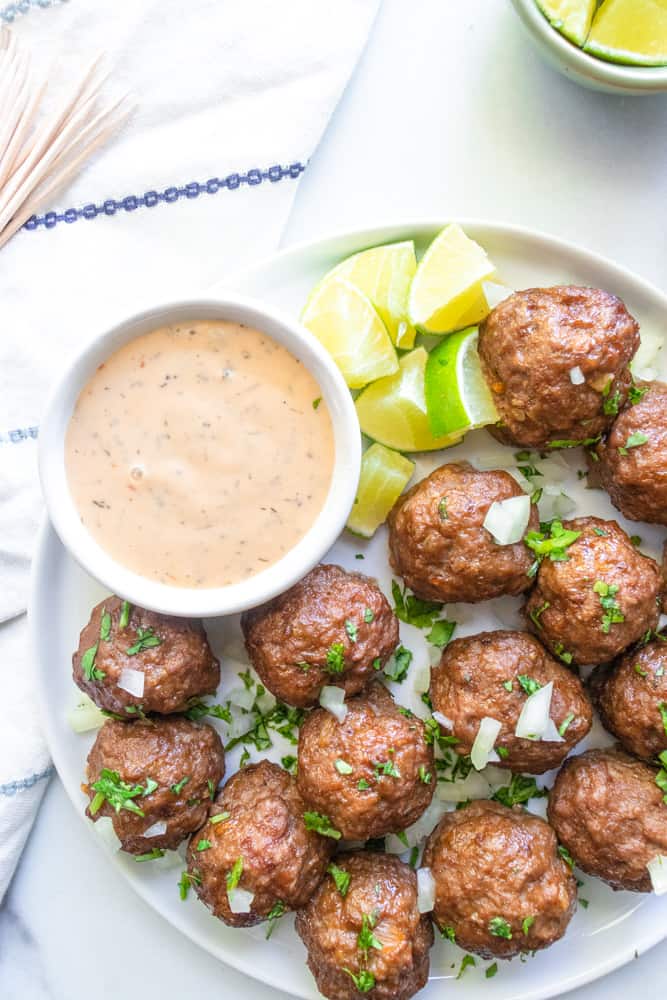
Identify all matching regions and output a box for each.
[65,321,335,588]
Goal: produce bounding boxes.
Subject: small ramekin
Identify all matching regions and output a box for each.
[38,294,361,618]
[510,0,667,96]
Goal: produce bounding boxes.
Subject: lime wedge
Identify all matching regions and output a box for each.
[585,0,667,66]
[355,347,462,452]
[327,241,417,349]
[347,443,415,538]
[301,277,398,389]
[408,224,496,335]
[425,327,499,438]
[535,0,597,46]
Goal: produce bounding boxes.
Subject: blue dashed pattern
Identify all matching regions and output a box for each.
[0,766,53,797]
[24,161,306,233]
[0,0,66,22]
[0,426,39,445]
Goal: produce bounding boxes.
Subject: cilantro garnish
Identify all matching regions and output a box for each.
[384,644,412,682]
[559,713,575,736]
[418,765,432,784]
[593,579,624,633]
[89,768,146,816]
[492,774,547,808]
[126,626,162,656]
[517,675,542,696]
[603,390,621,416]
[100,609,112,642]
[391,580,443,628]
[489,917,512,939]
[343,969,375,993]
[548,436,601,449]
[496,746,509,759]
[363,607,374,623]
[457,955,476,979]
[634,662,648,677]
[438,497,448,520]
[196,839,212,852]
[170,776,190,795]
[529,600,550,630]
[135,848,165,862]
[629,383,648,405]
[184,700,233,723]
[656,751,667,804]
[440,925,456,942]
[357,912,383,960]
[303,811,341,839]
[143,778,158,796]
[426,618,456,648]
[210,812,230,824]
[345,620,358,643]
[312,397,321,410]
[358,779,370,790]
[119,601,132,629]
[522,915,535,935]
[178,869,201,900]
[658,702,667,737]
[373,757,401,779]
[619,432,648,455]
[328,863,351,897]
[81,642,105,683]
[265,900,286,939]
[281,755,297,774]
[525,520,581,567]
[325,642,346,674]
[558,845,575,868]
[226,856,244,892]
[486,963,499,979]
[553,642,573,665]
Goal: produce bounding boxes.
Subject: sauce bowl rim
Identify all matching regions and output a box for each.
[38,293,361,619]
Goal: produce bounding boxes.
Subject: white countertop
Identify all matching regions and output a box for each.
[2,2,667,998]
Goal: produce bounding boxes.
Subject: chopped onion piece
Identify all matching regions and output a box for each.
[227,706,258,740]
[413,662,431,694]
[539,485,576,521]
[483,495,531,546]
[433,711,453,730]
[515,681,554,741]
[385,833,410,855]
[648,855,667,895]
[142,820,167,838]
[470,716,502,770]
[403,798,449,846]
[319,685,347,722]
[483,281,514,309]
[542,718,565,743]
[228,887,255,914]
[68,694,105,733]
[92,816,121,852]
[569,366,585,385]
[118,667,145,698]
[227,686,255,712]
[417,867,436,913]
[256,689,276,715]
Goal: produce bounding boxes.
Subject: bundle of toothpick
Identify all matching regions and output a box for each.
[0,26,132,249]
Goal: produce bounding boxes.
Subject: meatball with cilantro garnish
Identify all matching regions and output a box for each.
[296,681,434,841]
[86,716,224,854]
[423,799,577,960]
[478,285,640,449]
[430,630,592,775]
[295,851,433,1000]
[241,564,399,709]
[73,596,220,717]
[186,760,333,928]
[591,379,667,526]
[524,516,661,665]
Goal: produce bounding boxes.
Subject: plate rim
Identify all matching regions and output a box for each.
[31,216,667,1000]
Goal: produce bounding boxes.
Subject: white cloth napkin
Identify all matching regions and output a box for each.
[0,0,379,900]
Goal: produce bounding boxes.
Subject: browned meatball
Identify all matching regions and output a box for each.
[297,681,434,841]
[295,851,433,1000]
[241,565,399,709]
[86,717,224,853]
[478,286,639,448]
[186,760,333,928]
[548,748,667,892]
[430,631,592,774]
[387,462,538,604]
[423,799,576,959]
[592,380,667,525]
[524,517,661,665]
[73,597,219,716]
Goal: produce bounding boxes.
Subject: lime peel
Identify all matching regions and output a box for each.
[424,327,499,438]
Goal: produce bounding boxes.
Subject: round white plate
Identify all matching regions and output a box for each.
[31,220,667,1000]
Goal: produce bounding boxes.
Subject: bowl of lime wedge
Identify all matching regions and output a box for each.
[510,0,667,94]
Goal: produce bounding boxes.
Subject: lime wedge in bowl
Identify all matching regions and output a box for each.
[584,0,667,66]
[347,443,415,538]
[425,326,499,437]
[301,276,398,388]
[535,0,597,46]
[408,223,496,335]
[326,240,417,348]
[355,347,462,452]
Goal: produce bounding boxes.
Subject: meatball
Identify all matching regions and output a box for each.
[423,799,576,959]
[295,851,433,1000]
[548,748,667,892]
[478,286,639,448]
[186,760,333,928]
[592,380,667,525]
[524,517,661,665]
[73,596,219,716]
[387,462,538,604]
[296,681,434,841]
[86,716,224,853]
[241,564,399,709]
[430,630,592,774]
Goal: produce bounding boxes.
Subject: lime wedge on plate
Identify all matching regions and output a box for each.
[326,241,417,348]
[301,277,398,388]
[408,223,496,334]
[355,347,462,452]
[425,327,499,437]
[535,0,597,46]
[585,0,667,66]
[347,443,415,538]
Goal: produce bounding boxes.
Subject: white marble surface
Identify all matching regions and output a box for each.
[3,1,667,998]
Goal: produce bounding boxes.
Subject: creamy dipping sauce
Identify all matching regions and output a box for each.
[65,321,335,588]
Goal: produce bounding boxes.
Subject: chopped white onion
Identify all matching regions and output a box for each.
[228,706,258,740]
[515,681,554,740]
[417,867,436,913]
[538,485,576,521]
[319,685,347,722]
[470,716,502,770]
[68,694,105,733]
[483,495,531,546]
[482,281,514,310]
[436,769,490,802]
[385,833,411,855]
[402,798,449,847]
[413,663,431,694]
[92,816,121,852]
[648,855,667,895]
[228,887,255,914]
[256,689,276,715]
[118,667,145,698]
[432,711,453,730]
[542,718,565,743]
[631,329,663,380]
[569,366,585,385]
[142,820,167,838]
[227,686,256,712]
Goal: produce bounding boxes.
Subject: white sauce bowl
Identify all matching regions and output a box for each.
[38,295,361,618]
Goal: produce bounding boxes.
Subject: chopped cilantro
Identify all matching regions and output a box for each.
[210,812,230,825]
[397,706,414,719]
[355,553,365,560]
[143,778,158,796]
[81,642,105,683]
[438,497,448,520]
[579,898,589,909]
[630,535,643,547]
[391,580,443,629]
[489,917,512,939]
[325,642,346,674]
[135,848,165,862]
[629,383,648,405]
[548,436,600,449]
[592,527,608,537]
[457,955,476,979]
[593,579,624,633]
[418,765,432,784]
[503,679,513,692]
[372,657,382,671]
[196,839,212,852]
[496,746,509,759]
[343,969,375,993]
[659,702,667,737]
[126,626,162,656]
[89,768,145,817]
[207,778,216,800]
[345,619,358,643]
[559,713,575,737]
[529,600,550,630]
[265,900,287,939]
[558,845,575,868]
[170,776,190,795]
[100,609,112,642]
[119,601,132,629]
[303,811,341,839]
[384,644,412,682]
[358,779,370,790]
[409,845,419,867]
[281,755,297,774]
[239,748,251,768]
[374,757,401,779]
[603,390,621,416]
[357,911,383,960]
[226,857,244,892]
[184,700,233,723]
[440,925,456,942]
[492,774,547,808]
[634,663,648,677]
[328,863,351,897]
[522,915,535,935]
[525,520,581,565]
[619,432,648,455]
[335,759,353,775]
[363,607,374,623]
[426,618,456,648]
[517,674,542,696]
[178,869,201,900]
[486,963,499,979]
[656,751,667,804]
[312,397,321,410]
[553,642,573,665]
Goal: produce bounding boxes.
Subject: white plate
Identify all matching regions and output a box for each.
[31,220,667,1000]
